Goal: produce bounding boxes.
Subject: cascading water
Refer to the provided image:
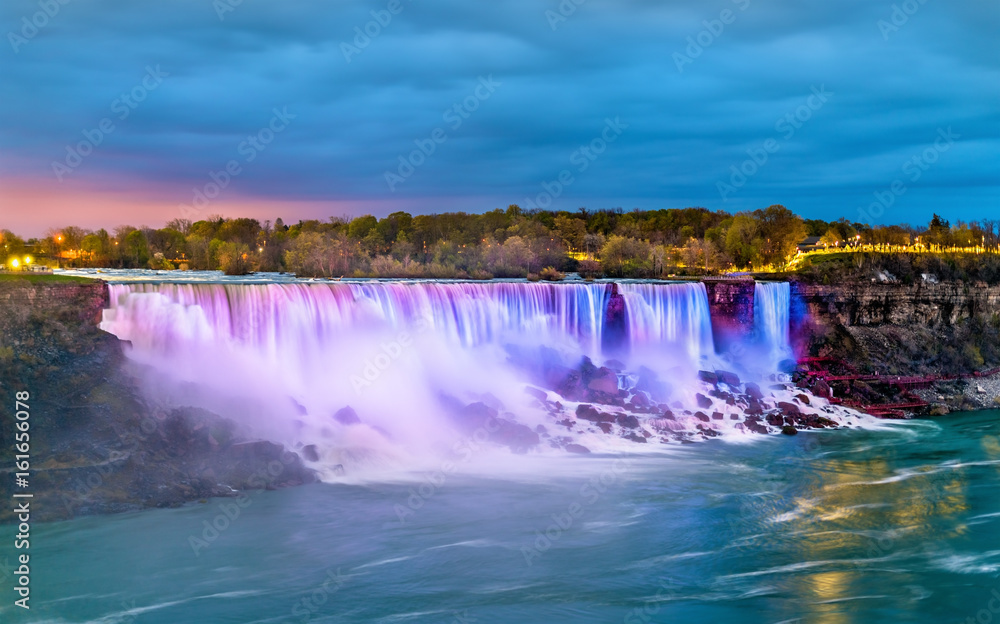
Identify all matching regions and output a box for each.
[99,278,868,476]
[753,281,792,361]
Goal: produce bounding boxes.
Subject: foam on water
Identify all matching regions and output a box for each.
[98,279,875,477]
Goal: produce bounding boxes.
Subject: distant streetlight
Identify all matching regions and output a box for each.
[11,258,19,268]
[24,256,32,265]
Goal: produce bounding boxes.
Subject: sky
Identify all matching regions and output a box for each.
[0,0,996,237]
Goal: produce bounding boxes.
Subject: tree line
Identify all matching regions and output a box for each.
[2,206,997,279]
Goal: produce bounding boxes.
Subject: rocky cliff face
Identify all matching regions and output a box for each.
[703,280,755,349]
[0,277,315,523]
[790,279,1000,413]
[792,282,1000,328]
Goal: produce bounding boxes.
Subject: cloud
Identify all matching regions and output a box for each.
[1,0,996,231]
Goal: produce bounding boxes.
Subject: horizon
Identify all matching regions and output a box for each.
[2,0,997,237]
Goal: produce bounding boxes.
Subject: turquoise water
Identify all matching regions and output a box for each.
[5,411,1000,624]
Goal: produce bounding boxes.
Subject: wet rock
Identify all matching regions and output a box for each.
[744,383,764,401]
[575,404,615,423]
[777,401,801,416]
[635,366,672,401]
[781,425,798,435]
[696,393,713,409]
[929,405,949,416]
[744,416,769,434]
[616,414,640,429]
[698,370,718,385]
[603,359,626,372]
[301,444,320,462]
[766,413,784,426]
[662,409,676,420]
[628,391,650,408]
[730,414,739,420]
[814,379,831,398]
[715,370,740,387]
[587,367,619,395]
[491,419,540,453]
[694,411,711,422]
[712,412,724,420]
[794,393,811,405]
[333,406,361,425]
[623,432,647,443]
[565,443,591,454]
[456,402,496,430]
[597,422,613,434]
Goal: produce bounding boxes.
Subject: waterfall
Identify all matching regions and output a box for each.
[98,279,816,469]
[103,281,718,361]
[753,281,792,359]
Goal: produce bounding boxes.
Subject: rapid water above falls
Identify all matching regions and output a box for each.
[99,279,853,475]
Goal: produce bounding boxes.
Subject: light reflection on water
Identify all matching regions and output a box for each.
[3,412,1000,624]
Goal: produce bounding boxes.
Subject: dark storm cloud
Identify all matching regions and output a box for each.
[1,0,996,225]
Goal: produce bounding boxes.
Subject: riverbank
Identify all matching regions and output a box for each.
[0,277,315,523]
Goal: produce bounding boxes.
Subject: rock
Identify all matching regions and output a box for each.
[977,384,987,394]
[597,422,613,434]
[794,393,811,405]
[565,443,591,454]
[715,370,740,387]
[301,444,319,462]
[623,432,647,443]
[766,413,784,426]
[814,379,831,398]
[695,393,713,409]
[628,392,650,408]
[576,404,615,423]
[534,424,548,434]
[587,367,619,394]
[778,359,797,374]
[603,359,626,372]
[456,402,496,430]
[781,425,798,436]
[744,383,764,401]
[616,414,640,429]
[929,405,949,416]
[694,411,711,422]
[712,411,724,420]
[730,414,739,420]
[662,409,676,420]
[698,370,718,385]
[777,401,801,416]
[491,418,540,453]
[333,406,361,425]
